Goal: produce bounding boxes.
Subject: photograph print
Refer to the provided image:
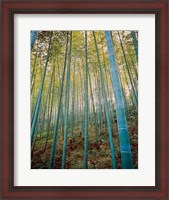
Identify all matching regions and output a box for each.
[31,31,138,169]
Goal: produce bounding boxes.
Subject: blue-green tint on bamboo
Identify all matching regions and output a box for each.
[49,33,69,169]
[61,31,72,169]
[31,33,52,144]
[93,31,116,169]
[31,31,38,50]
[105,31,133,169]
[131,31,138,62]
[83,31,89,169]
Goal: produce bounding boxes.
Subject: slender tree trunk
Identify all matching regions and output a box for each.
[83,31,89,169]
[93,31,116,169]
[31,33,52,144]
[41,62,55,136]
[105,31,133,169]
[70,57,76,139]
[49,33,69,169]
[79,66,85,137]
[131,31,138,62]
[126,46,138,79]
[31,51,38,94]
[117,31,138,106]
[62,31,72,169]
[31,31,38,50]
[43,78,55,152]
[119,71,129,117]
[97,77,103,133]
[89,71,98,143]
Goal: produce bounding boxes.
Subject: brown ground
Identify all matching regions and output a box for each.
[31,113,138,169]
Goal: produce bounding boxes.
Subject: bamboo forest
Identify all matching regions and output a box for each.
[31,31,138,169]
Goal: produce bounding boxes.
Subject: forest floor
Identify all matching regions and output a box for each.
[31,112,138,169]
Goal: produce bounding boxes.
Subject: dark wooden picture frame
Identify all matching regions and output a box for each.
[1,0,168,199]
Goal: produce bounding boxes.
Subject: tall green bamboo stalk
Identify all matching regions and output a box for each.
[131,31,138,62]
[62,31,72,169]
[31,33,52,144]
[49,33,69,169]
[83,31,89,169]
[93,31,116,169]
[105,31,133,169]
[31,31,38,50]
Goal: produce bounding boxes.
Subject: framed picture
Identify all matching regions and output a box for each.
[1,0,168,199]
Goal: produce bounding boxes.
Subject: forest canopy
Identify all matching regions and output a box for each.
[31,30,138,169]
